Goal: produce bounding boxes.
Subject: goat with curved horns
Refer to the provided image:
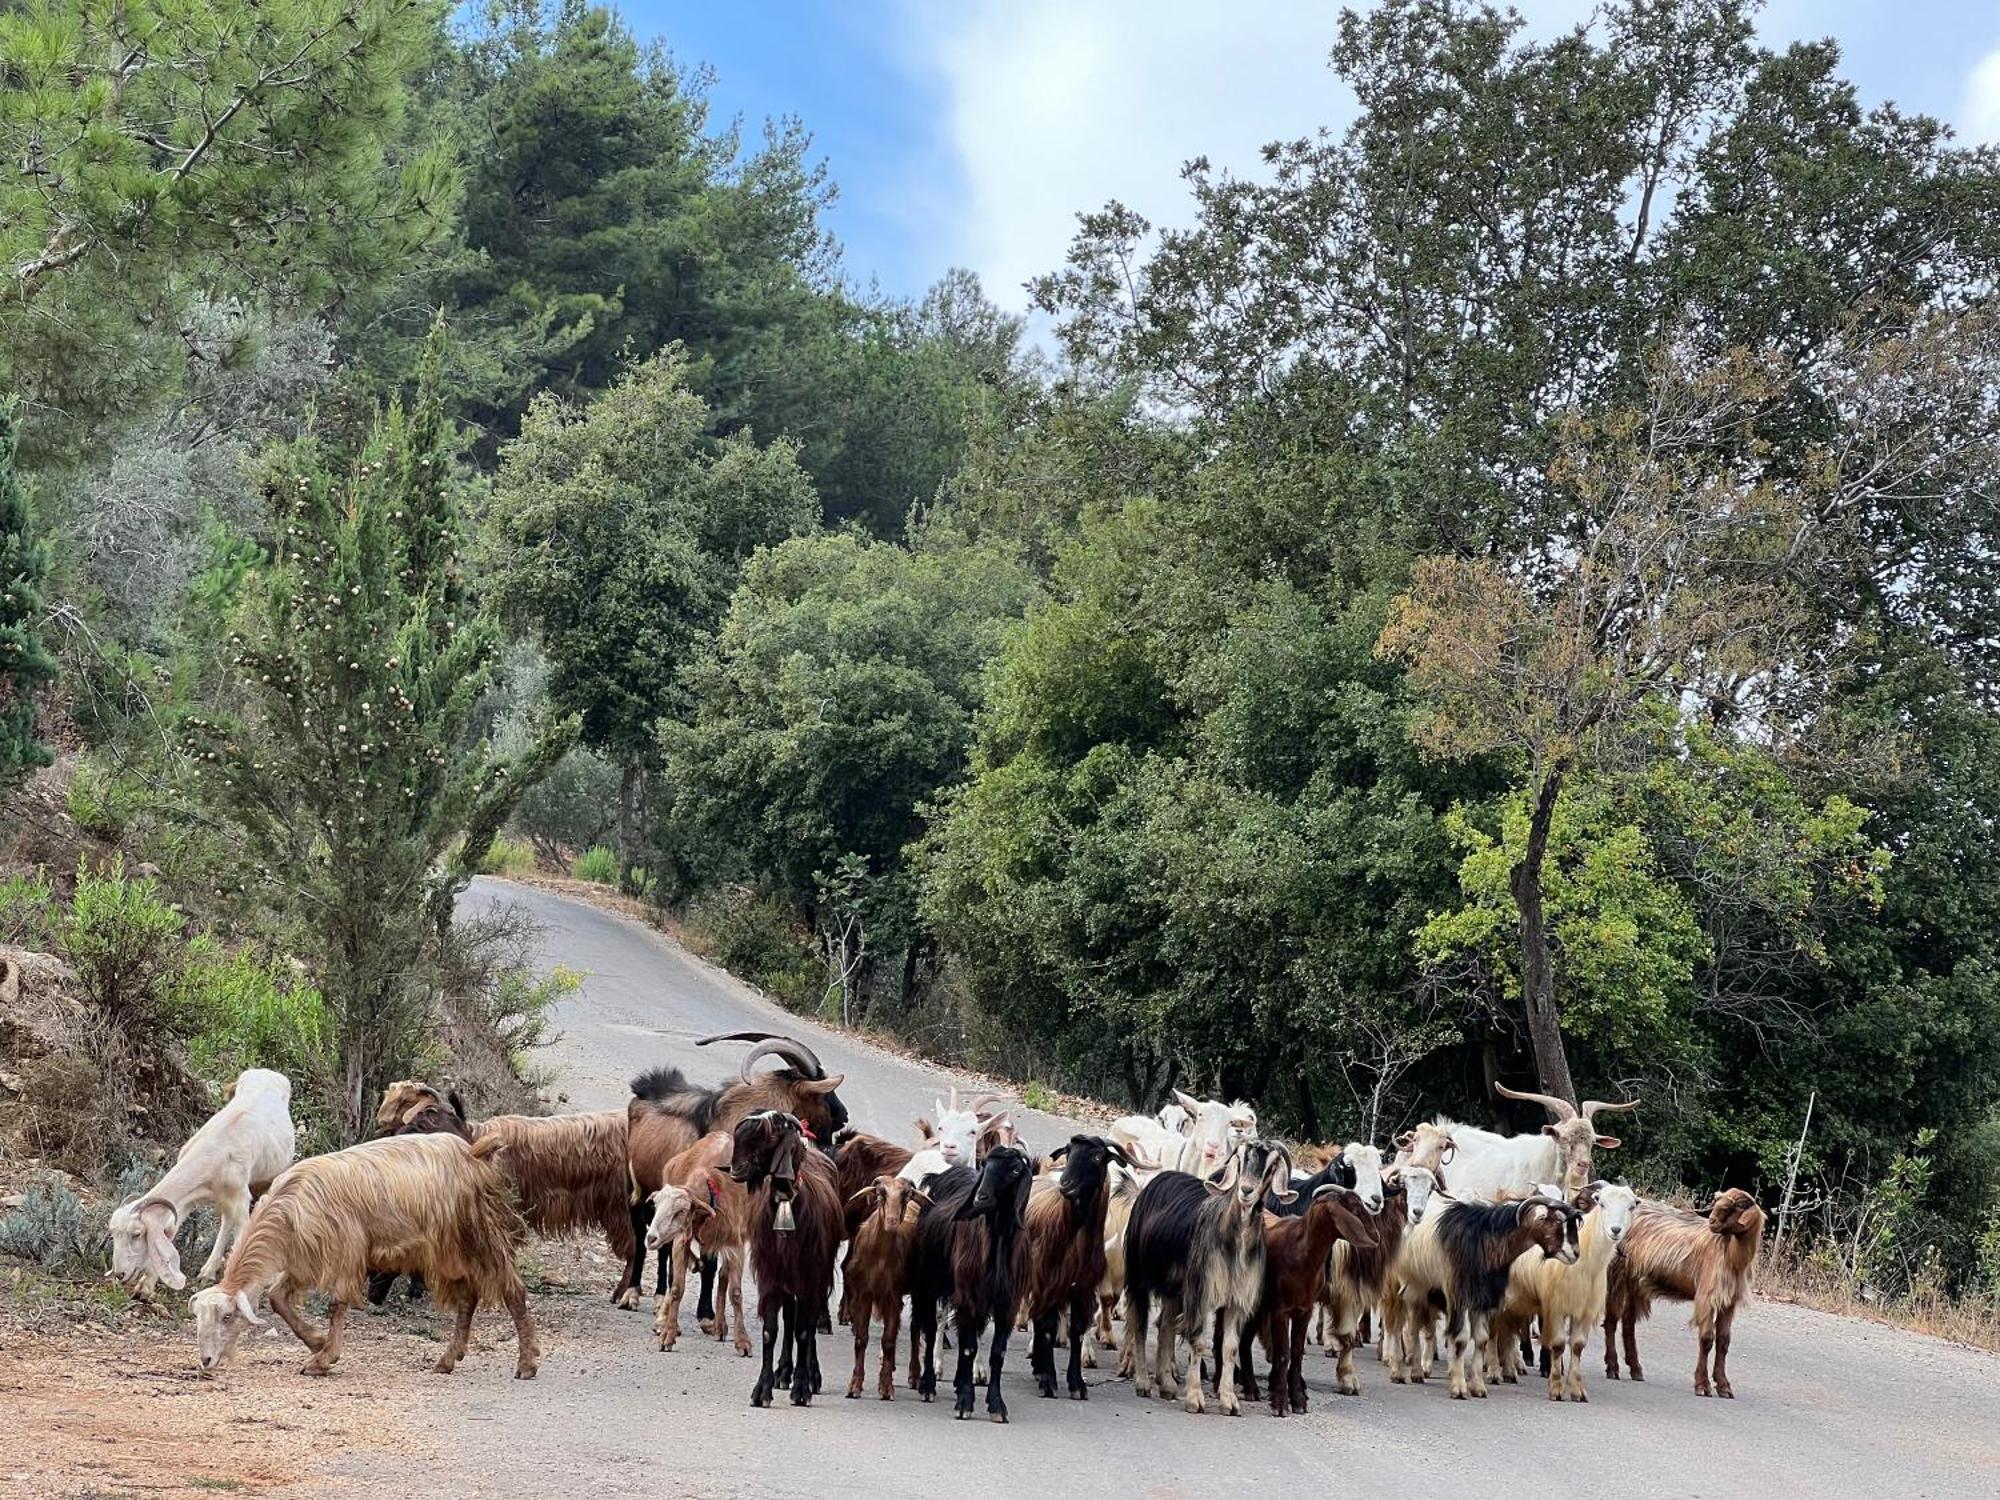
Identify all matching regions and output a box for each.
[1430,1084,1639,1201]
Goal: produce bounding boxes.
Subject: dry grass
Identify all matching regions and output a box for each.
[1757,1247,2000,1355]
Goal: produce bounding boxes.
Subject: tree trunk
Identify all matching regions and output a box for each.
[1508,769,1578,1107]
[615,760,640,894]
[1293,1072,1321,1143]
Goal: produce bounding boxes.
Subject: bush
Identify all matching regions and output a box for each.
[54,856,181,1030]
[0,870,53,946]
[162,936,335,1097]
[65,759,144,841]
[0,1179,104,1269]
[479,835,536,877]
[14,1052,121,1175]
[684,885,818,1009]
[572,845,618,884]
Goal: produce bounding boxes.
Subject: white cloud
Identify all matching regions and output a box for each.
[913,1,1349,311]
[1965,47,2000,142]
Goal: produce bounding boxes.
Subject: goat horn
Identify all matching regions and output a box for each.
[1494,1081,1578,1122]
[1580,1098,1641,1121]
[700,1031,827,1082]
[969,1093,1007,1117]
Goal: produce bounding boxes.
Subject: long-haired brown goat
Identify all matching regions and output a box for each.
[730,1110,842,1408]
[842,1174,931,1400]
[375,1081,632,1302]
[1024,1135,1133,1402]
[191,1133,537,1380]
[1604,1187,1765,1398]
[627,1033,848,1316]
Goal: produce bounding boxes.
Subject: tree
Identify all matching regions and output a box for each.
[0,401,57,788]
[482,348,818,884]
[184,325,530,1137]
[1377,349,1800,1103]
[1,0,455,441]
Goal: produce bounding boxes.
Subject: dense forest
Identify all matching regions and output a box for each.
[4,0,1998,1304]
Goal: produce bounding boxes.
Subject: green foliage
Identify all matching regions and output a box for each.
[0,871,55,947]
[0,401,56,786]
[664,532,1032,922]
[180,324,536,1139]
[64,759,144,841]
[161,936,335,1092]
[478,836,537,877]
[54,856,182,1031]
[571,846,618,884]
[0,0,456,447]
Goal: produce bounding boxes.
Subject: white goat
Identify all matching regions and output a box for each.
[108,1068,296,1295]
[1170,1090,1257,1178]
[898,1111,1009,1189]
[921,1086,1003,1170]
[1109,1100,1189,1171]
[1433,1083,1640,1200]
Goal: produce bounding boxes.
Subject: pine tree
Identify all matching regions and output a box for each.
[184,323,546,1137]
[0,400,56,789]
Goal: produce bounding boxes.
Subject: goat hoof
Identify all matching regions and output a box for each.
[1573,1391,1587,1403]
[1717,1385,1734,1399]
[1630,1370,1645,1383]
[515,1363,539,1380]
[301,1363,334,1378]
[1605,1368,1620,1380]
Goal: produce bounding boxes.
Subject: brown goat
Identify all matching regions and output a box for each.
[1023,1136,1132,1402]
[830,1128,916,1326]
[731,1110,843,1408]
[643,1132,752,1355]
[192,1134,536,1380]
[1255,1185,1379,1416]
[625,1034,848,1312]
[842,1175,931,1400]
[1320,1167,1431,1395]
[1604,1187,1765,1398]
[374,1082,631,1302]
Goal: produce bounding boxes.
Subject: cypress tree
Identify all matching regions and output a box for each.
[0,400,56,789]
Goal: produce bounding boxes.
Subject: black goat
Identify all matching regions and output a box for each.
[1124,1138,1295,1416]
[729,1110,841,1408]
[908,1144,1036,1421]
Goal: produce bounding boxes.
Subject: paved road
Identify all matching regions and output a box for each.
[337,879,2000,1500]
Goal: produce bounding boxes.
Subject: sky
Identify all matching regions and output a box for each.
[626,1,2000,312]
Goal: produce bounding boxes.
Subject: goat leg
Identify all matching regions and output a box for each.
[435,1298,473,1375]
[729,1256,752,1356]
[615,1200,647,1310]
[985,1315,1012,1423]
[790,1297,816,1406]
[1031,1309,1059,1398]
[775,1298,795,1388]
[879,1299,901,1401]
[268,1286,326,1354]
[1288,1310,1310,1414]
[752,1296,779,1407]
[303,1300,348,1376]
[1711,1304,1737,1398]
[1065,1290,1091,1399]
[696,1251,719,1334]
[507,1282,541,1379]
[952,1311,978,1418]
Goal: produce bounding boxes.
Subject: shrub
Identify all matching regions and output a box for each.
[54,856,181,1030]
[162,936,335,1096]
[0,870,53,946]
[65,759,144,841]
[1022,1080,1056,1113]
[572,845,618,883]
[479,835,536,877]
[14,1052,122,1175]
[0,1179,103,1269]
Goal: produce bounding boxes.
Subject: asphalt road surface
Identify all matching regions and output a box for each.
[335,878,2000,1500]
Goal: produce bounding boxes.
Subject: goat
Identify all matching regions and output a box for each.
[643,1132,751,1355]
[1387,1194,1575,1399]
[896,1109,1014,1192]
[1530,1181,1637,1401]
[1604,1187,1765,1398]
[190,1133,536,1379]
[1093,1160,1150,1368]
[830,1127,915,1326]
[1254,1184,1378,1416]
[1433,1082,1640,1200]
[626,1032,848,1315]
[1109,1100,1190,1170]
[917,1086,1006,1171]
[842,1174,931,1400]
[1272,1142,1385,1219]
[1319,1165,1433,1394]
[1170,1090,1258,1178]
[1123,1138,1294,1416]
[1024,1135,1133,1401]
[908,1145,1036,1420]
[110,1068,296,1296]
[374,1080,632,1303]
[730,1110,841,1408]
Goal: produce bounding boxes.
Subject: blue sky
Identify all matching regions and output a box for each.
[623,1,2000,311]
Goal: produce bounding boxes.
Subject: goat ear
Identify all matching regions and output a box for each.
[1593,1135,1621,1150]
[690,1200,717,1224]
[1392,1129,1415,1149]
[801,1073,846,1095]
[1172,1089,1203,1116]
[233,1290,264,1326]
[1046,1144,1069,1162]
[143,1206,186,1291]
[1541,1124,1562,1139]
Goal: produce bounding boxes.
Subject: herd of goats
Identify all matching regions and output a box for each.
[100,1031,1765,1421]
